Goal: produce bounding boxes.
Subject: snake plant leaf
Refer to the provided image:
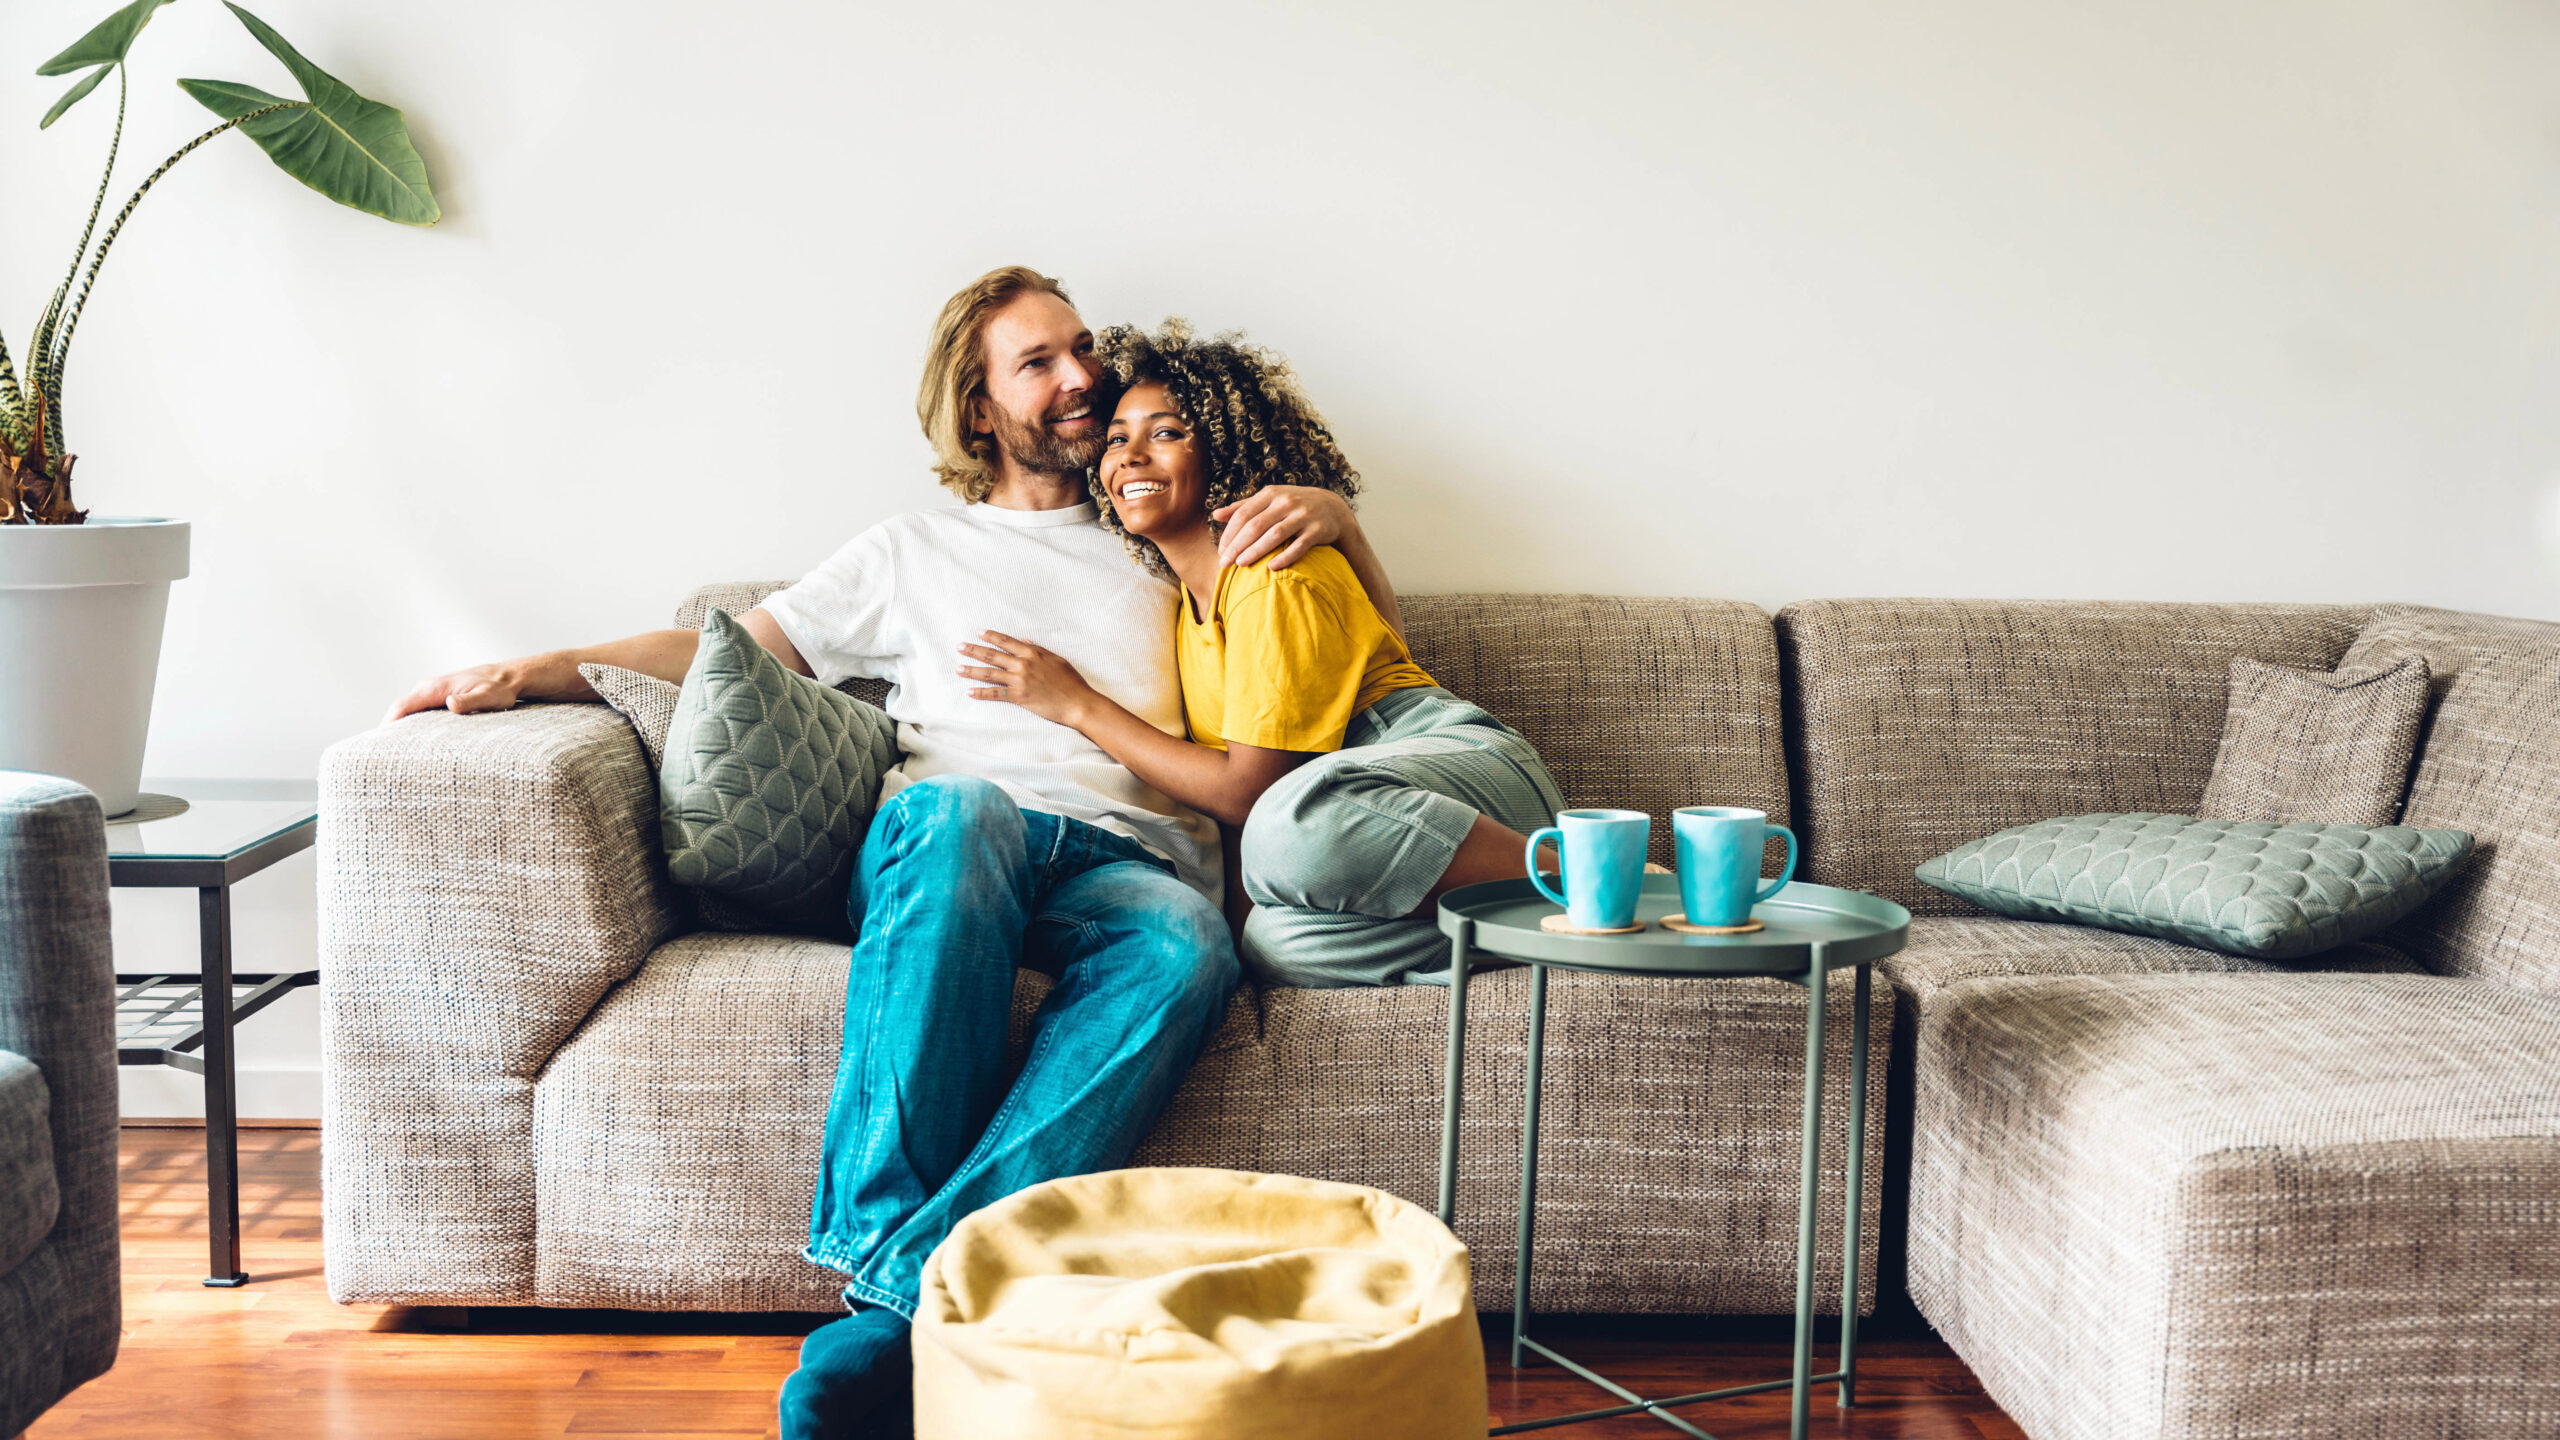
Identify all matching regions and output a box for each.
[37,0,174,76]
[176,4,439,225]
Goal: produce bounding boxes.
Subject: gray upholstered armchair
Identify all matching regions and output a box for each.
[0,773,121,1434]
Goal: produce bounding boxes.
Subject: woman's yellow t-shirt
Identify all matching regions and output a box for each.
[1175,546,1437,753]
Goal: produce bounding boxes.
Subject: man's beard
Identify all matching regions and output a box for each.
[987,395,1108,477]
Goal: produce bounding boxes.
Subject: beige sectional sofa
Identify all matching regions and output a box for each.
[319,590,2560,1437]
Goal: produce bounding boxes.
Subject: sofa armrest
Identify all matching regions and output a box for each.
[319,703,679,1304]
[0,775,120,1410]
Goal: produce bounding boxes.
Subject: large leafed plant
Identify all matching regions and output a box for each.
[0,0,437,524]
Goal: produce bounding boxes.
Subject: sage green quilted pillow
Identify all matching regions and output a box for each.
[1915,813,2473,960]
[659,609,898,930]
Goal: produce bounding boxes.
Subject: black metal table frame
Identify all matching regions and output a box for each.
[1436,916,1876,1440]
[111,818,318,1287]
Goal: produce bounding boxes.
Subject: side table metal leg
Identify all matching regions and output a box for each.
[199,885,247,1287]
[1839,964,1872,1409]
[1437,921,1473,1226]
[1789,948,1831,1440]
[1511,963,1550,1371]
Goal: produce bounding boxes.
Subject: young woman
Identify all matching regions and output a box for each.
[959,322,1565,986]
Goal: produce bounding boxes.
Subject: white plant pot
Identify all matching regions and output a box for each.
[0,518,189,817]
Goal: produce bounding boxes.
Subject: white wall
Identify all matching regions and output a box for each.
[3,1,2551,1114]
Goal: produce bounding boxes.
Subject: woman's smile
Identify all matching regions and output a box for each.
[1099,381,1205,539]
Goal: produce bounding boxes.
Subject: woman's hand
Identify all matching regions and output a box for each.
[960,631,1099,728]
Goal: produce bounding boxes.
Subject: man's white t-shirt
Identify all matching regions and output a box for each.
[759,501,1219,898]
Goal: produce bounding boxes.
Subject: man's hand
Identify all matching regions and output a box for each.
[1214,484,1404,640]
[383,664,525,723]
[960,631,1101,729]
[1214,485,1356,571]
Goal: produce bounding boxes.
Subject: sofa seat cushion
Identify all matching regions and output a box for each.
[1911,971,2560,1440]
[530,934,1263,1311]
[1881,915,2420,1017]
[525,932,1887,1317]
[0,1050,57,1276]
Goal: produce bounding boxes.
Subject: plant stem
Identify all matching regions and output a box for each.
[44,101,298,443]
[0,328,21,446]
[59,68,127,327]
[27,286,69,460]
[31,67,128,461]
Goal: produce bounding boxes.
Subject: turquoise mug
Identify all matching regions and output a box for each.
[1672,806,1797,927]
[1526,809,1651,930]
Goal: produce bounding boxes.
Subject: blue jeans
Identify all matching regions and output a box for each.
[801,774,1239,1318]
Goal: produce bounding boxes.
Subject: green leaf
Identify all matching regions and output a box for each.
[41,65,114,129]
[37,0,174,77]
[177,4,439,226]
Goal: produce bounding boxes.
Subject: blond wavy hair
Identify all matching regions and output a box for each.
[916,266,1074,503]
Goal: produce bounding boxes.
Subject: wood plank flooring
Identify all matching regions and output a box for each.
[27,1126,2019,1439]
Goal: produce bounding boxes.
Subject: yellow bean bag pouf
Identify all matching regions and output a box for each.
[913,1167,1486,1439]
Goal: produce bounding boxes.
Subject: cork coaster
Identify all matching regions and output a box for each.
[1540,913,1647,937]
[1658,916,1764,936]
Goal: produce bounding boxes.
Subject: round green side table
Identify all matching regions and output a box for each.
[1434,875,1910,1440]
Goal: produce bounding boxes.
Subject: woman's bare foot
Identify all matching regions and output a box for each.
[1406,814,1540,917]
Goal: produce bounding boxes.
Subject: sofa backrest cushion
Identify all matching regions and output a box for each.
[1403,594,1787,868]
[2341,605,2560,994]
[684,584,1790,873]
[1778,599,2368,914]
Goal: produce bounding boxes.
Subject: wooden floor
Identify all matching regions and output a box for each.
[28,1126,2020,1439]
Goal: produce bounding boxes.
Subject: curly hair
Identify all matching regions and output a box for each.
[1088,320,1361,578]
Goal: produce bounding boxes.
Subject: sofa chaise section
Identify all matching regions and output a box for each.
[1915,971,2560,1440]
[1866,602,2560,1439]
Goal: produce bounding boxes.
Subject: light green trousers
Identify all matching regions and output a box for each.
[1239,686,1565,988]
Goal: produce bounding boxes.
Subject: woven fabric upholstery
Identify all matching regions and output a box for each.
[580,663,678,770]
[1402,595,1786,867]
[1236,970,1890,1316]
[531,936,1262,1312]
[1910,971,2560,1440]
[1778,599,2368,914]
[0,773,120,1434]
[0,1053,55,1276]
[516,935,1883,1316]
[2341,607,2560,994]
[320,705,681,1305]
[2196,656,2429,826]
[1880,916,2420,1021]
[1916,813,2474,959]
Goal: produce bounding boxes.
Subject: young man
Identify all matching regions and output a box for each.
[386,266,1400,1438]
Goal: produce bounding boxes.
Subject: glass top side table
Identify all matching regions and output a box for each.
[1436,874,1909,1440]
[108,779,319,1288]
